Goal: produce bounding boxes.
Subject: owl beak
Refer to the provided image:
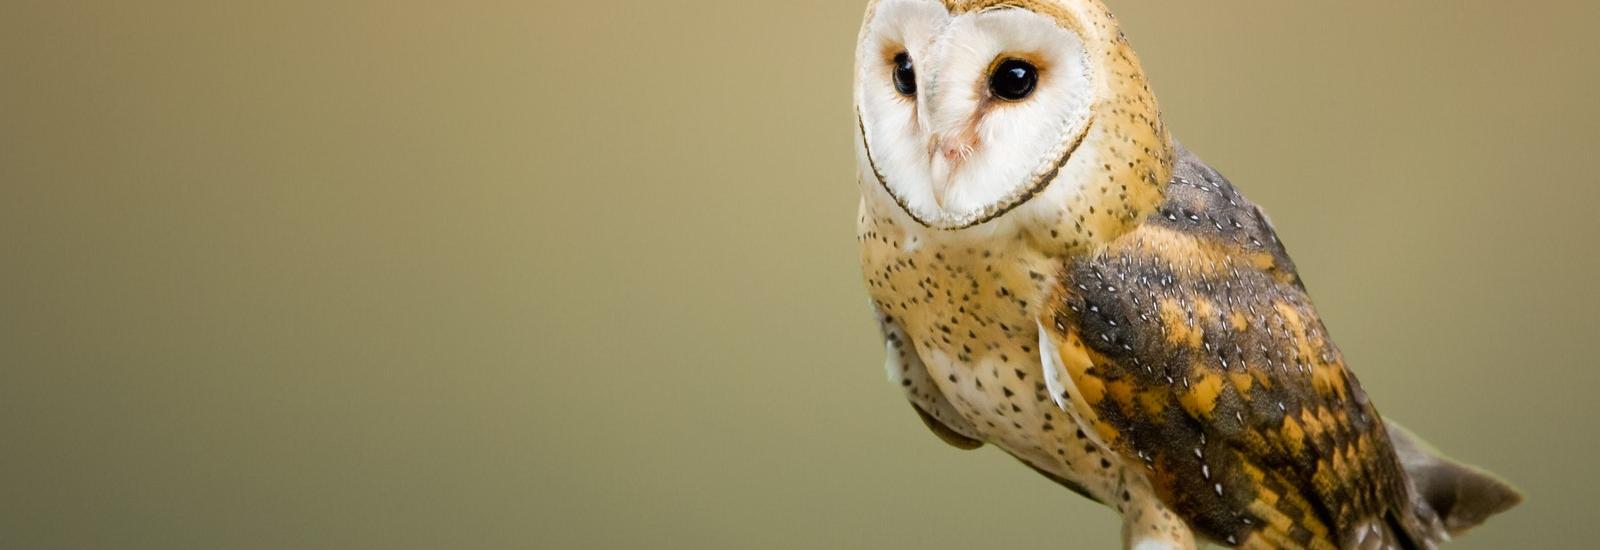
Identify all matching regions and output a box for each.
[929,131,979,208]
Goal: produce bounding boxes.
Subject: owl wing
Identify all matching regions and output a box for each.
[1037,146,1421,549]
[874,304,985,450]
[877,304,1116,502]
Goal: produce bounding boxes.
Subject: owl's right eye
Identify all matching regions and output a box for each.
[892,52,917,96]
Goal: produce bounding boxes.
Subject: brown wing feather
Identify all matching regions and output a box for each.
[1039,146,1428,549]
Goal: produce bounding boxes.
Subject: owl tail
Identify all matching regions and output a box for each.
[1386,421,1523,542]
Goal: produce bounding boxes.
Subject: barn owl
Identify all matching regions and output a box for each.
[852,1,1521,548]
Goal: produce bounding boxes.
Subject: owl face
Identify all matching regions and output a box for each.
[855,0,1096,231]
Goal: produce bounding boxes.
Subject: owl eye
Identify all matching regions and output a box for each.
[892,52,917,96]
[990,59,1038,101]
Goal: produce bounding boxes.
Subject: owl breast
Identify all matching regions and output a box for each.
[859,206,1123,502]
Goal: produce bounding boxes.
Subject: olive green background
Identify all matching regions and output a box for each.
[2,1,1596,548]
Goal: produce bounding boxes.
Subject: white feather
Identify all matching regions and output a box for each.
[1129,539,1185,550]
[883,339,903,384]
[1038,320,1072,413]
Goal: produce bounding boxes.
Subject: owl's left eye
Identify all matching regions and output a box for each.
[892,52,917,96]
[990,59,1039,101]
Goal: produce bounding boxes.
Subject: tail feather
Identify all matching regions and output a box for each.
[1386,422,1523,538]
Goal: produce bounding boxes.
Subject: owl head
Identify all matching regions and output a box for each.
[855,0,1173,249]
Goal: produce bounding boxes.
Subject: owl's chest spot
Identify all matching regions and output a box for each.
[863,241,1046,384]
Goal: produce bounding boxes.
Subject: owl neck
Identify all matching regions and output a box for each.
[1015,117,1174,257]
[859,121,1173,260]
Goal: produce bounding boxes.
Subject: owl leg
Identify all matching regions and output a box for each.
[1118,474,1197,550]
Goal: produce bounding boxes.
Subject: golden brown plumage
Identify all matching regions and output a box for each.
[1040,146,1430,548]
[852,1,1519,547]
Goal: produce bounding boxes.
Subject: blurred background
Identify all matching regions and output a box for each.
[2,1,1596,548]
